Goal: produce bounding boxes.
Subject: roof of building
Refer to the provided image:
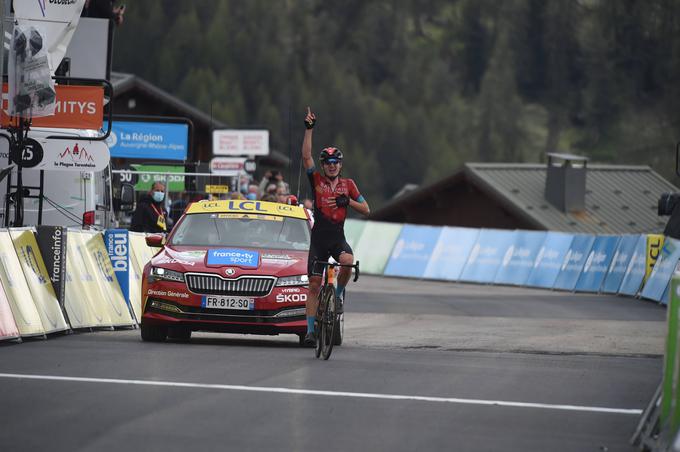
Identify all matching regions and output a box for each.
[110,72,289,166]
[111,71,225,129]
[372,162,678,234]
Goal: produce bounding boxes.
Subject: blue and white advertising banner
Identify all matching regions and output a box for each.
[574,235,621,293]
[459,229,517,284]
[207,249,260,268]
[553,235,596,291]
[104,229,130,307]
[618,235,648,296]
[107,121,189,161]
[601,235,642,294]
[384,225,443,278]
[494,231,547,286]
[423,227,479,281]
[525,232,574,288]
[640,238,680,303]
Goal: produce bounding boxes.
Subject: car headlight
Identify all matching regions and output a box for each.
[276,274,309,287]
[149,267,185,282]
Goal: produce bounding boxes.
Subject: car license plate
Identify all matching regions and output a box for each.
[202,296,254,310]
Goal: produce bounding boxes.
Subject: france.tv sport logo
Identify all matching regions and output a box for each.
[207,249,259,268]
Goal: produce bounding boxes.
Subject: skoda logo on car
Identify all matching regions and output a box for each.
[225,268,236,276]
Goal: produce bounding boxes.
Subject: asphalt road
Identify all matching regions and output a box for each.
[0,276,667,452]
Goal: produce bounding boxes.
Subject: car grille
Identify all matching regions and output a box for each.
[185,273,275,297]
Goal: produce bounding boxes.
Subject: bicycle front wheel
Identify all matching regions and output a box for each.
[321,288,336,360]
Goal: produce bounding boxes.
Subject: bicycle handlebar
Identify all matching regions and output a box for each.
[312,260,361,282]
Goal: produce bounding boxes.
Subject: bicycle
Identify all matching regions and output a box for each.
[312,260,360,360]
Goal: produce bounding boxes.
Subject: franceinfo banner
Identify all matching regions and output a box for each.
[107,122,189,161]
[35,226,67,311]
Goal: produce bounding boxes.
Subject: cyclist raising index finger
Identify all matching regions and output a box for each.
[302,106,370,346]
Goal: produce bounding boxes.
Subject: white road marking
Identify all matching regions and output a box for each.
[0,372,642,415]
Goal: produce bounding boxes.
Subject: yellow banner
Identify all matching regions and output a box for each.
[645,234,665,282]
[80,231,135,327]
[0,278,19,340]
[129,232,155,313]
[64,229,112,329]
[186,199,307,219]
[10,229,69,334]
[205,185,229,194]
[0,231,43,337]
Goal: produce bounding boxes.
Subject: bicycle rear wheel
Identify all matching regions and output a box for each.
[321,288,336,360]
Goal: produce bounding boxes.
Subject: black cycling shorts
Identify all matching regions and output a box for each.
[307,229,353,276]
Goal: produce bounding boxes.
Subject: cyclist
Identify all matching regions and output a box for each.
[301,106,370,345]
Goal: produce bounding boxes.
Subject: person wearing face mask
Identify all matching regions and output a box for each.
[130,182,170,233]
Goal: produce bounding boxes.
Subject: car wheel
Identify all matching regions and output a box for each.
[333,313,343,346]
[298,333,306,346]
[168,327,191,342]
[141,322,168,342]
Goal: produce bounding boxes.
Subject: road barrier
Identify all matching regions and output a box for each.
[65,229,112,329]
[10,228,69,334]
[0,279,19,341]
[353,221,402,275]
[78,230,134,327]
[494,230,546,286]
[0,230,45,337]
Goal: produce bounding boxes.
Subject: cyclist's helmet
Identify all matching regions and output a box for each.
[319,147,343,163]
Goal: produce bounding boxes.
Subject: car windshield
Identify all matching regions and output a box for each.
[170,213,310,250]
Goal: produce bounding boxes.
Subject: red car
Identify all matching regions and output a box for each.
[140,199,312,344]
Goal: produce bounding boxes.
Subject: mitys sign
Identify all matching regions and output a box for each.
[2,84,104,130]
[207,249,260,268]
[36,226,67,309]
[104,229,130,308]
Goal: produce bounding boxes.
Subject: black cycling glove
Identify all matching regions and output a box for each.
[335,194,350,208]
[305,117,316,129]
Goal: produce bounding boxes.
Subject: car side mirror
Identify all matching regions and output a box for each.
[119,183,135,212]
[145,234,165,248]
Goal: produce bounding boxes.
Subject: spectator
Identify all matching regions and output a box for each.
[261,193,277,203]
[83,0,125,26]
[258,170,289,197]
[302,198,313,210]
[130,182,169,233]
[276,185,290,204]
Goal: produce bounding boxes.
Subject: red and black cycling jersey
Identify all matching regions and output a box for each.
[307,168,361,231]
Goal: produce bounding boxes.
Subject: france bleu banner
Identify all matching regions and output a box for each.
[640,238,680,303]
[574,235,620,292]
[384,225,442,278]
[423,227,479,281]
[601,235,642,294]
[459,229,517,283]
[618,235,648,296]
[104,229,130,309]
[525,232,574,288]
[494,231,547,286]
[553,235,596,291]
[107,121,189,161]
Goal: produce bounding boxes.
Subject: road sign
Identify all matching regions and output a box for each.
[212,130,269,156]
[210,157,246,176]
[244,159,257,174]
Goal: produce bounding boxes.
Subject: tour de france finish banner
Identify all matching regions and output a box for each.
[10,228,69,334]
[35,226,67,311]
